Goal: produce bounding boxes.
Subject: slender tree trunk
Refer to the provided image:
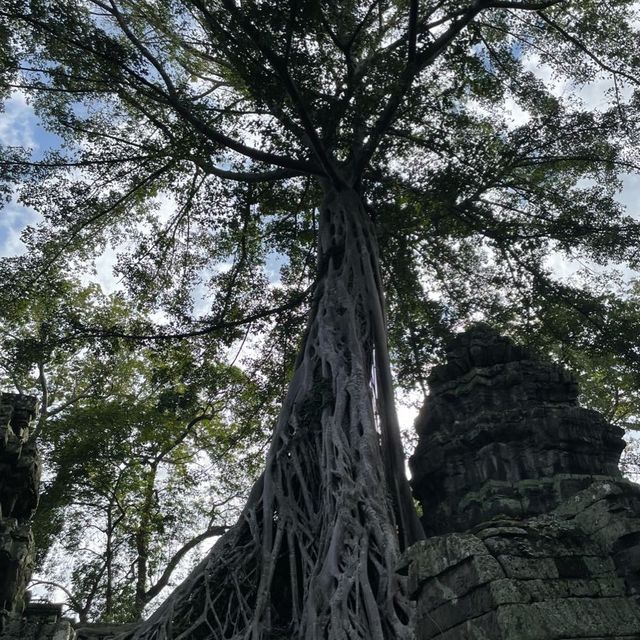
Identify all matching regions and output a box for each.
[129,184,422,640]
[106,506,114,618]
[134,463,158,619]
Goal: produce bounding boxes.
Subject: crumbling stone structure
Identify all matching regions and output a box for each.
[0,393,40,621]
[406,324,640,639]
[4,326,640,640]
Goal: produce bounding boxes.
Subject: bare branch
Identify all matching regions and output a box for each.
[73,284,312,341]
[143,524,228,603]
[355,5,481,175]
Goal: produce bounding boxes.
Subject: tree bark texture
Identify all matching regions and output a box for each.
[127,185,422,640]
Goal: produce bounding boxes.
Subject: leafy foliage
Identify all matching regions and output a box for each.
[0,272,271,621]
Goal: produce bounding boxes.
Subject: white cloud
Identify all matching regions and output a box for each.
[0,200,42,258]
[92,245,121,294]
[0,92,44,258]
[618,173,640,217]
[0,91,37,149]
[502,96,531,129]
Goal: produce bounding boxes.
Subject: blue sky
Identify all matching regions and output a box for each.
[0,91,55,257]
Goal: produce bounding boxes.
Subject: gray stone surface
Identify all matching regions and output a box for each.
[410,502,640,639]
[0,395,114,640]
[408,326,640,639]
[410,324,626,536]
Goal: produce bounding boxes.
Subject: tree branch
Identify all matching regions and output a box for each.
[154,414,214,465]
[354,5,481,175]
[537,10,639,85]
[353,0,567,176]
[27,161,175,289]
[73,285,312,341]
[487,0,564,8]
[195,0,343,186]
[192,158,304,183]
[408,0,419,63]
[9,6,319,176]
[143,524,228,603]
[28,580,84,615]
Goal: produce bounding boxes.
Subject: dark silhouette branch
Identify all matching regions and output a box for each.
[537,10,639,85]
[143,524,228,603]
[73,285,312,341]
[194,0,342,185]
[6,5,319,175]
[408,0,418,62]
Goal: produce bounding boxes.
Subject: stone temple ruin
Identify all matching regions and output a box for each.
[406,324,640,638]
[0,394,69,640]
[2,324,640,639]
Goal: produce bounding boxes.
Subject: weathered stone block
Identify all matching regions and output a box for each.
[0,602,77,640]
[406,534,488,580]
[409,326,640,639]
[0,393,39,626]
[411,326,626,536]
[414,553,505,607]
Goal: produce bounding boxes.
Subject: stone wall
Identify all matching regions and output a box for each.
[0,393,40,623]
[1,603,74,640]
[406,325,640,639]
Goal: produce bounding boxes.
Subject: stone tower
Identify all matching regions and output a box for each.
[406,324,640,639]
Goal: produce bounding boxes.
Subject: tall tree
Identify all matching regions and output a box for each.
[2,1,640,637]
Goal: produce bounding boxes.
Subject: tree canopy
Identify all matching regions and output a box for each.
[2,0,640,638]
[0,272,273,621]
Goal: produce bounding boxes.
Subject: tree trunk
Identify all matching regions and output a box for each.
[134,463,158,619]
[105,506,114,618]
[128,184,423,640]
